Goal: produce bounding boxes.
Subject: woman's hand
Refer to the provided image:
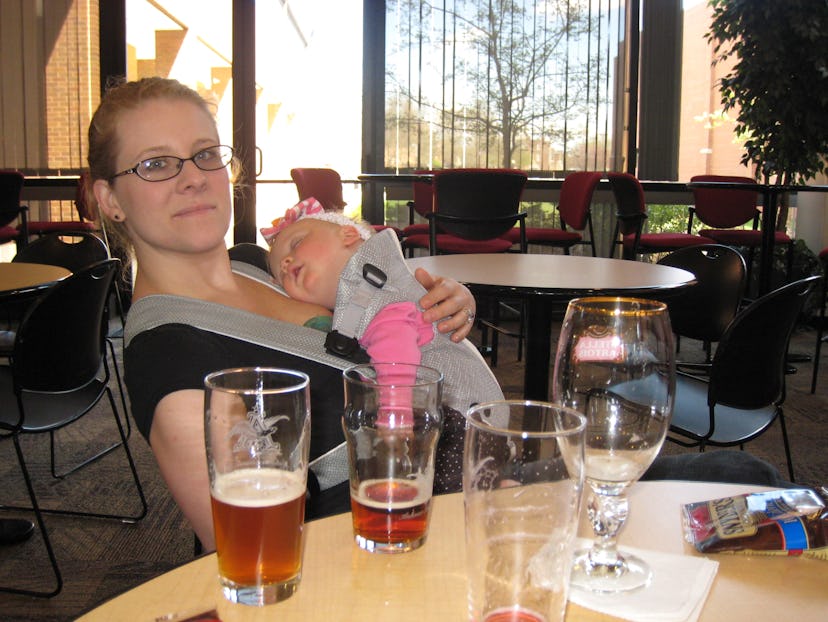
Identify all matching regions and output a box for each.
[415,267,476,342]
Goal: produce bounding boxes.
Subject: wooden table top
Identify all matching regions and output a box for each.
[77,481,827,622]
[0,262,71,298]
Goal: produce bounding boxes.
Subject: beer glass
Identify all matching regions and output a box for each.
[204,367,311,606]
[464,401,585,622]
[342,363,443,553]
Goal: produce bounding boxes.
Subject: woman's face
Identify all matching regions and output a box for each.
[96,97,232,258]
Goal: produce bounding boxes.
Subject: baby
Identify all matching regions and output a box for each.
[263,198,431,366]
[261,198,504,492]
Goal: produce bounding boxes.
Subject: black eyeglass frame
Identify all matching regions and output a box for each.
[109,144,235,182]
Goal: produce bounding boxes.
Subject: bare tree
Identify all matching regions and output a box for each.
[388,0,592,170]
[456,0,588,168]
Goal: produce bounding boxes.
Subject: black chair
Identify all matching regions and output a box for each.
[0,170,29,250]
[0,259,147,597]
[608,172,714,260]
[402,168,528,256]
[229,242,271,274]
[668,275,820,482]
[657,244,746,365]
[408,169,529,364]
[13,230,111,272]
[5,232,129,436]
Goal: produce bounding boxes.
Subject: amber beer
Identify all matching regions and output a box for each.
[211,468,306,588]
[351,477,432,550]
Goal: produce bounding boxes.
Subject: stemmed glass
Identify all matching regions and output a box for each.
[552,297,675,593]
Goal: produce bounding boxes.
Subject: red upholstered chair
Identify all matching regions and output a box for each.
[500,171,602,255]
[401,170,434,241]
[688,174,794,285]
[0,170,29,250]
[608,172,713,260]
[290,167,400,237]
[290,167,347,211]
[23,172,98,240]
[401,168,527,256]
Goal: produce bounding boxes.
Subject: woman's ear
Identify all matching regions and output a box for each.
[93,178,126,222]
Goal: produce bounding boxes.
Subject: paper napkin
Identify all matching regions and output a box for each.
[567,539,718,622]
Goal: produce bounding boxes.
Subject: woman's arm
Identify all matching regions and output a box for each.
[149,389,216,552]
[414,268,477,342]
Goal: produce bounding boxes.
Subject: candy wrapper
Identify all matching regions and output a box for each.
[681,487,828,560]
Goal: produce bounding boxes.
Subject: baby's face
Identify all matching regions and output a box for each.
[269,218,356,308]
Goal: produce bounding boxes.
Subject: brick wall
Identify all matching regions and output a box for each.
[45,0,100,172]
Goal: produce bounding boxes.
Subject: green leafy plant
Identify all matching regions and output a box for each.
[707,0,828,226]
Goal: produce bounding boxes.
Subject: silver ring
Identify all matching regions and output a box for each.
[464,307,475,324]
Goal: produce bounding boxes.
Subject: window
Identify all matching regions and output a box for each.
[384,0,627,174]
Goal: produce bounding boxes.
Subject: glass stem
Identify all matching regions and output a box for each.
[586,490,629,572]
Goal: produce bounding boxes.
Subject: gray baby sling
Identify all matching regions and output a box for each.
[330,229,503,415]
[124,231,502,490]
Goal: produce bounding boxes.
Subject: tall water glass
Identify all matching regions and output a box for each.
[343,363,443,553]
[553,297,674,593]
[464,401,586,622]
[204,367,311,606]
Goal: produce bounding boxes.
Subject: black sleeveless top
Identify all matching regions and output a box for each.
[125,322,350,518]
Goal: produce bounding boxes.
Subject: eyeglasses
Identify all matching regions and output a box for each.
[110,145,234,182]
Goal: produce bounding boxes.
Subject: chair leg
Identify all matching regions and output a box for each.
[0,436,63,598]
[49,427,122,480]
[812,334,826,394]
[812,274,827,394]
[107,337,131,439]
[776,411,795,483]
[4,388,147,523]
[490,302,501,368]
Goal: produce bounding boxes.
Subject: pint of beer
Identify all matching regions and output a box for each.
[343,364,443,553]
[205,368,311,606]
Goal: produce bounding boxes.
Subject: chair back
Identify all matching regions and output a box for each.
[0,169,26,228]
[229,242,271,273]
[658,245,746,343]
[12,259,118,393]
[430,168,528,240]
[690,175,759,229]
[558,171,602,230]
[607,172,646,236]
[410,170,435,221]
[709,275,819,410]
[290,168,347,211]
[13,231,109,272]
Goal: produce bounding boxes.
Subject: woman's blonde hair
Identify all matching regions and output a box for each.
[86,77,223,265]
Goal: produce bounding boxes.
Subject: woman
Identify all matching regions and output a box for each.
[88,77,478,551]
